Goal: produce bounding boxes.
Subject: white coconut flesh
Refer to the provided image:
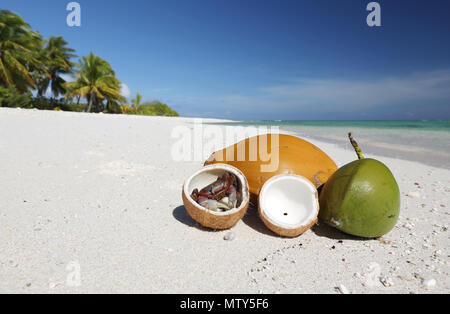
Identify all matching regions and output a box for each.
[183,164,249,215]
[259,175,319,229]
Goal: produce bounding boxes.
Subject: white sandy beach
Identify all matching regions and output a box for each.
[0,107,449,294]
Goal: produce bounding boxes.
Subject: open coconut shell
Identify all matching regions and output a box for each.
[182,164,250,230]
[258,174,319,237]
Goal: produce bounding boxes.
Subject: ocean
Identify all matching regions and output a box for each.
[215,120,450,169]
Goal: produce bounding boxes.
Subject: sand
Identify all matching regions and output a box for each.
[0,107,448,294]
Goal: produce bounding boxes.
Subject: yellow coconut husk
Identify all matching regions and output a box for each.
[258,174,319,237]
[182,164,250,230]
[204,134,337,204]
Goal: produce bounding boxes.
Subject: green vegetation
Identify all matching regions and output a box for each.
[0,10,43,92]
[65,53,124,112]
[131,92,143,111]
[0,9,179,117]
[36,36,76,99]
[120,92,179,116]
[0,86,33,108]
[135,101,179,117]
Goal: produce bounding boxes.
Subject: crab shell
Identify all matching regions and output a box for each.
[182,164,250,230]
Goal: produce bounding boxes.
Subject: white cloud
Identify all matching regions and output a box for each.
[120,83,131,98]
[137,69,450,119]
[187,69,450,118]
[260,69,450,111]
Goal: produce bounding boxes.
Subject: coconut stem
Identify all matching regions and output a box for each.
[348,132,364,160]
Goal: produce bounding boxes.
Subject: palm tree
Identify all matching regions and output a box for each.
[37,36,76,98]
[0,10,44,92]
[65,53,124,112]
[131,92,142,112]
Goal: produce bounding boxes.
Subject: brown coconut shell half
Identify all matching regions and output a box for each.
[182,164,250,230]
[258,174,319,237]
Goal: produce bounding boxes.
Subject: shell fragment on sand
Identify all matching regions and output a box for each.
[422,278,436,289]
[407,191,421,198]
[336,284,350,294]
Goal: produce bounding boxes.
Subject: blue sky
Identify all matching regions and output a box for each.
[3,0,450,120]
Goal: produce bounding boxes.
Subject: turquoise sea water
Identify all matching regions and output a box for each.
[216,120,450,169]
[225,120,450,131]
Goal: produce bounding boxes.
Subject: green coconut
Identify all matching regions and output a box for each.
[319,133,400,238]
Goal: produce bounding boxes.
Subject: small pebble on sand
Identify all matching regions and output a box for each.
[407,191,421,198]
[9,261,18,268]
[434,250,442,256]
[422,278,436,289]
[336,284,350,294]
[380,276,394,287]
[224,232,235,241]
[403,222,415,230]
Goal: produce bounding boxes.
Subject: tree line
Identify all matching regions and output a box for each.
[0,10,179,116]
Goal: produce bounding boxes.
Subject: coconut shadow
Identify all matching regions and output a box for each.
[311,221,368,241]
[172,205,229,232]
[241,204,280,238]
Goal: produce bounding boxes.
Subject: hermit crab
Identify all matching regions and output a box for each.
[190,172,242,212]
[182,164,249,230]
